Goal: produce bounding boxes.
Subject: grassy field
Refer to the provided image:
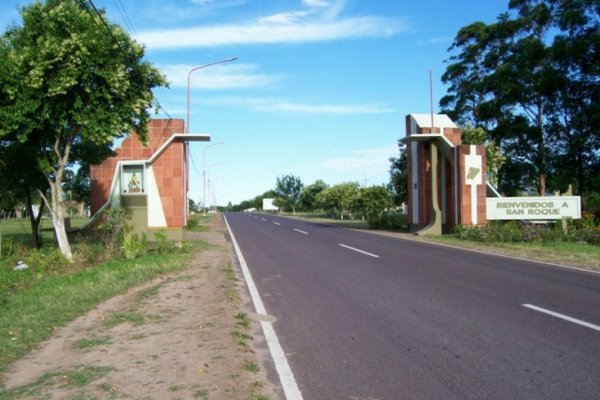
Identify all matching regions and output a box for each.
[0,242,208,374]
[0,217,90,249]
[0,216,207,374]
[414,234,600,270]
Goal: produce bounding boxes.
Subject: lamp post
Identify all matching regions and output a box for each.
[186,57,238,133]
[203,142,224,212]
[206,162,222,212]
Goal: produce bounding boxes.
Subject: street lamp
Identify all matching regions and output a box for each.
[203,142,224,211]
[186,57,238,133]
[206,162,222,211]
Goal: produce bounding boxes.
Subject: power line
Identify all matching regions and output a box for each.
[108,0,174,120]
[112,0,137,38]
[84,0,173,119]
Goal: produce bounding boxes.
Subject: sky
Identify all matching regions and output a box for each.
[0,0,512,207]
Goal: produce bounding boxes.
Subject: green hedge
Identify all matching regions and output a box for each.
[454,214,600,245]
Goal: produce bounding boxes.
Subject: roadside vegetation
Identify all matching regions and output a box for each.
[1,212,275,399]
[454,213,600,246]
[0,210,197,374]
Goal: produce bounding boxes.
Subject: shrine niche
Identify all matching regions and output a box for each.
[122,164,145,194]
[89,118,210,239]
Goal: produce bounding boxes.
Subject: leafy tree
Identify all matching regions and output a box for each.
[0,138,48,248]
[188,198,197,213]
[62,168,91,206]
[0,0,167,259]
[388,141,408,206]
[441,0,600,196]
[357,185,393,223]
[300,180,329,211]
[274,174,304,214]
[316,182,361,219]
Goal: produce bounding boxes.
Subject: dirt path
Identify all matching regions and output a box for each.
[0,216,281,400]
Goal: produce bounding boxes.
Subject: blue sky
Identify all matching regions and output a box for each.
[0,0,510,206]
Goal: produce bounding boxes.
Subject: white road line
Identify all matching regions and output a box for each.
[273,222,281,226]
[339,243,380,258]
[223,216,266,315]
[223,215,304,400]
[293,228,308,235]
[261,218,267,221]
[523,304,600,332]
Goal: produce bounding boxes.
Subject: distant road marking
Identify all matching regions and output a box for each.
[273,222,281,226]
[523,304,600,332]
[339,243,380,258]
[261,218,267,221]
[293,228,308,235]
[223,215,304,400]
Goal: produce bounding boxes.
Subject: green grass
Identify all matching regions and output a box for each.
[103,311,147,328]
[0,217,90,248]
[193,389,209,399]
[425,235,600,269]
[243,362,260,373]
[0,365,113,400]
[72,336,113,350]
[0,241,205,375]
[186,213,214,232]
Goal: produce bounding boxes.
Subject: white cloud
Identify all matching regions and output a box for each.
[207,97,394,114]
[429,36,453,44]
[258,0,345,25]
[302,0,330,8]
[160,63,279,89]
[317,145,398,171]
[258,11,311,24]
[138,0,408,49]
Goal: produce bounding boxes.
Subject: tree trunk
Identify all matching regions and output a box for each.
[49,177,72,260]
[42,134,73,261]
[539,174,546,197]
[25,187,44,249]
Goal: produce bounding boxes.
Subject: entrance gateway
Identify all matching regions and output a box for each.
[402,114,581,235]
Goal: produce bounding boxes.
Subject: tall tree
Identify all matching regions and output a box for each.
[300,180,328,211]
[441,0,599,196]
[0,0,166,259]
[274,174,304,214]
[315,182,361,219]
[388,140,408,206]
[0,138,47,248]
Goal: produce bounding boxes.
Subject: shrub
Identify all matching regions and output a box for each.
[153,230,169,254]
[0,236,24,259]
[367,211,408,230]
[96,208,132,255]
[172,241,192,253]
[454,219,599,245]
[121,232,148,260]
[186,216,199,229]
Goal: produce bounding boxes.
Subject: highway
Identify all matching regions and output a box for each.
[223,212,600,400]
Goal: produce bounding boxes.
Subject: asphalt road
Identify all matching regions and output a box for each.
[224,212,600,400]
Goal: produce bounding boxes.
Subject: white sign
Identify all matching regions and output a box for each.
[486,196,581,220]
[262,198,279,211]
